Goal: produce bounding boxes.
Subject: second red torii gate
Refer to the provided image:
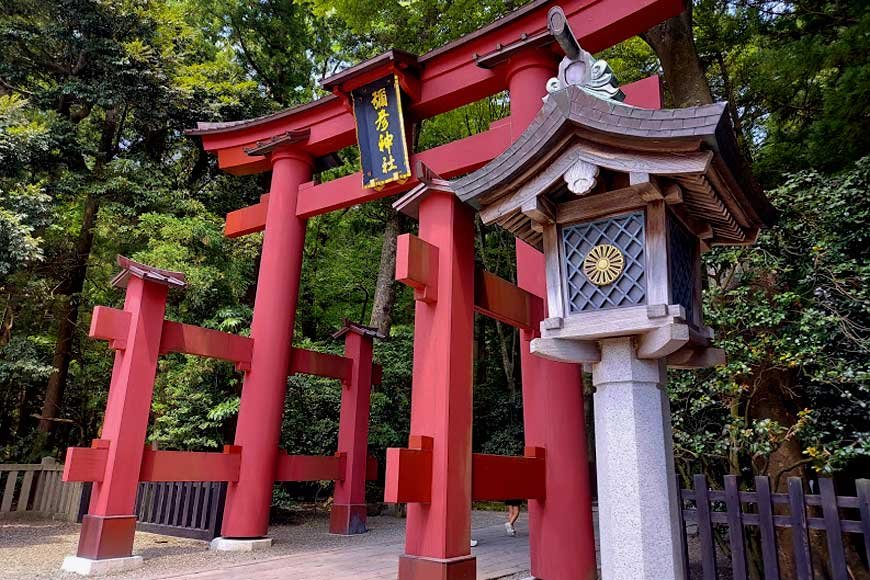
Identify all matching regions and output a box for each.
[62,256,380,571]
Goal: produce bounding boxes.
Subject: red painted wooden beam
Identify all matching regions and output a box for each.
[63,440,110,482]
[290,347,353,382]
[294,119,508,220]
[474,268,543,332]
[289,347,382,385]
[385,435,434,504]
[622,75,663,109]
[385,442,547,504]
[366,456,378,481]
[224,122,507,231]
[275,453,344,482]
[471,447,546,501]
[91,306,255,369]
[160,320,254,371]
[273,453,379,482]
[93,308,378,381]
[225,194,270,238]
[64,442,244,483]
[396,233,438,303]
[89,306,131,350]
[139,445,242,482]
[196,0,683,173]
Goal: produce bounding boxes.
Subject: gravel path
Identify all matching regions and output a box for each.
[1,510,529,580]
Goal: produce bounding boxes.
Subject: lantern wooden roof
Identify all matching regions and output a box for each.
[452,86,775,249]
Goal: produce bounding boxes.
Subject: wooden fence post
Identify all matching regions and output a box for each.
[787,477,814,580]
[1,467,17,513]
[857,479,870,567]
[693,474,717,580]
[818,478,847,579]
[18,469,34,512]
[754,475,780,579]
[677,475,691,580]
[724,475,748,580]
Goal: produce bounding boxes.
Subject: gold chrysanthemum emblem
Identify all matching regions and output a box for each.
[583,244,624,286]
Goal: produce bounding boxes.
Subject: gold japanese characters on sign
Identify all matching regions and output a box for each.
[370,87,398,175]
[583,244,624,286]
[351,75,411,190]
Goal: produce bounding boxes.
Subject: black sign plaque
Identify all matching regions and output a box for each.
[352,75,411,190]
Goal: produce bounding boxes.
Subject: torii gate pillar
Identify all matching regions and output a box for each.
[505,52,598,580]
[217,142,313,543]
[397,189,477,579]
[330,322,379,535]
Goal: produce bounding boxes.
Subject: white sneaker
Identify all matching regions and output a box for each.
[504,522,516,537]
[470,539,479,547]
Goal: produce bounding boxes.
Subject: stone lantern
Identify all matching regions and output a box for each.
[454,85,774,368]
[451,77,775,579]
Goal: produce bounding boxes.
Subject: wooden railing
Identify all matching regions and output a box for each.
[680,474,870,579]
[135,481,226,540]
[0,457,86,521]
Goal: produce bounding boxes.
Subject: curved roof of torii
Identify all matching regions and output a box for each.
[448,86,776,248]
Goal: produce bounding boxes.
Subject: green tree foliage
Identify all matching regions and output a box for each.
[693,0,870,182]
[671,157,870,483]
[0,95,52,276]
[309,0,527,54]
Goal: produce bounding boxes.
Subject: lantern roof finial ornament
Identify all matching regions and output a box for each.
[546,6,625,102]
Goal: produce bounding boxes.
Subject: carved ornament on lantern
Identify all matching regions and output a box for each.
[564,158,599,195]
[583,244,624,286]
[545,7,625,102]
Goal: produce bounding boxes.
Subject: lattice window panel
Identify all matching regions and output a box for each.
[668,214,697,325]
[562,212,646,313]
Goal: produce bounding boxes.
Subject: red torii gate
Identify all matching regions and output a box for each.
[61,0,683,578]
[62,257,380,571]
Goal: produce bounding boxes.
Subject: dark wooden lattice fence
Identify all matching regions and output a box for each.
[680,474,870,579]
[134,481,226,540]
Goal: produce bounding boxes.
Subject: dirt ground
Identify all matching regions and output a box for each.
[0,510,530,580]
[1,508,728,579]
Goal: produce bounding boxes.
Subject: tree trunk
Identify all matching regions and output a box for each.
[749,367,833,580]
[38,192,99,434]
[37,107,117,440]
[369,209,403,336]
[641,6,714,107]
[643,7,760,200]
[494,321,517,393]
[0,296,13,349]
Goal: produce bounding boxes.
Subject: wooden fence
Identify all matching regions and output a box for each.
[0,457,86,522]
[1,458,226,541]
[135,481,226,541]
[680,474,870,580]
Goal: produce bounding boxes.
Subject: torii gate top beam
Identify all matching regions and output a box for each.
[187,0,683,175]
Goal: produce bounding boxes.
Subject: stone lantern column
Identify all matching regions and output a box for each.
[592,337,685,580]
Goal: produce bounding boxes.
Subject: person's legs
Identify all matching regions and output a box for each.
[505,502,520,536]
[509,505,520,526]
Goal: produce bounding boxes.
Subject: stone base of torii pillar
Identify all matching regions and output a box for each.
[61,555,144,576]
[209,537,274,552]
[591,337,686,580]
